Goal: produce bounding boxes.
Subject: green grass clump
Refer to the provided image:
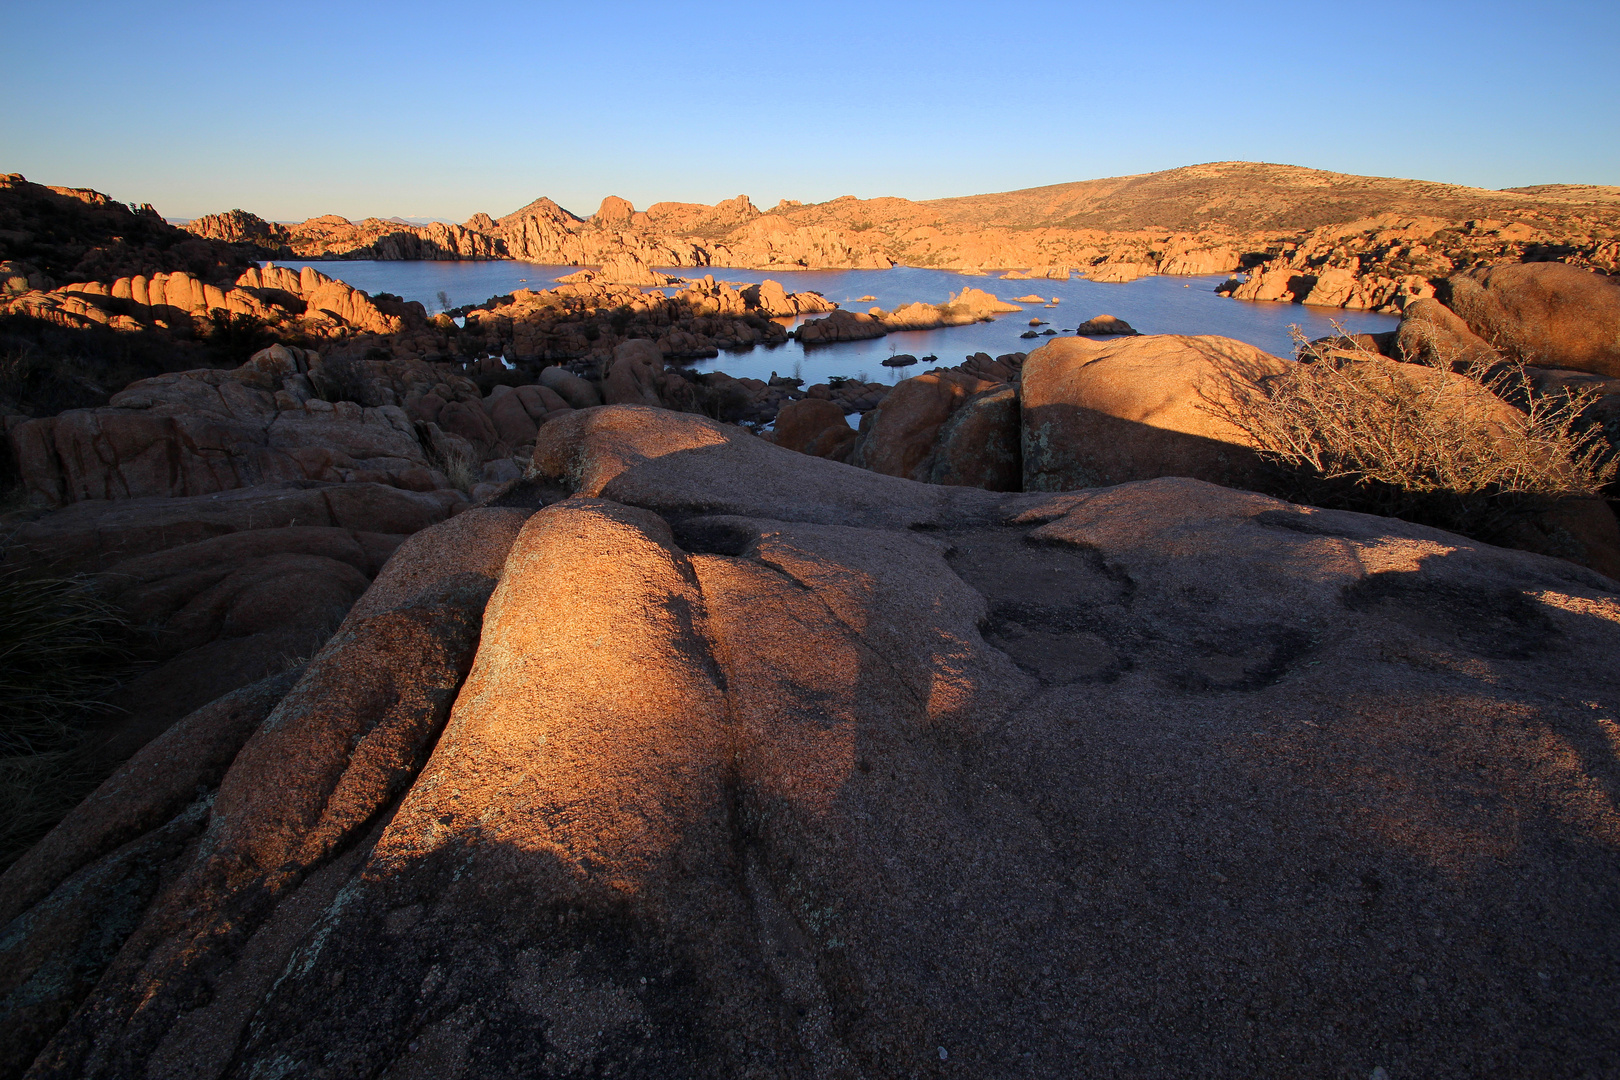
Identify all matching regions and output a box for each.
[0,570,134,755]
[0,569,140,869]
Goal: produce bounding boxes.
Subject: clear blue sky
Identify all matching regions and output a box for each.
[3,0,1615,222]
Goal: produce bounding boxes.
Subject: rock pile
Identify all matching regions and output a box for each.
[796,288,1022,344]
[1217,214,1620,314]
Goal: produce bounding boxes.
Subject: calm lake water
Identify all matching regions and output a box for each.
[270,260,1398,385]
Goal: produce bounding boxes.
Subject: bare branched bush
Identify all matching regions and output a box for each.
[1209,322,1616,539]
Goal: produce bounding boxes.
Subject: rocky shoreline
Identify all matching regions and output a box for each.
[164,161,1620,319]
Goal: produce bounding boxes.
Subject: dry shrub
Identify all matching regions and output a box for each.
[1211,323,1616,540]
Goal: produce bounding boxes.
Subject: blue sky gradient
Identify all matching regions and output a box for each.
[3,0,1615,221]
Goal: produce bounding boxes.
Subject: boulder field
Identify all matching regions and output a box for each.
[3,406,1618,1078]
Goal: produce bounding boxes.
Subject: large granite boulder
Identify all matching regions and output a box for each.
[1442,262,1620,376]
[1393,296,1502,368]
[601,339,667,408]
[922,383,1022,490]
[538,364,603,409]
[4,408,1618,1078]
[850,369,1001,480]
[1020,334,1289,491]
[768,398,856,461]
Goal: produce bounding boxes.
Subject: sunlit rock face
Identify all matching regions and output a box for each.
[7,406,1620,1078]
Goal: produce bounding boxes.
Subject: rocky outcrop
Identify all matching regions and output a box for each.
[794,307,887,344]
[7,349,452,507]
[1,264,406,339]
[41,162,1620,301]
[1157,247,1240,275]
[553,253,679,287]
[1210,208,1620,315]
[448,275,825,364]
[1220,264,1317,304]
[7,406,1618,1078]
[1084,260,1156,283]
[180,209,289,250]
[1,260,54,296]
[0,174,249,286]
[1020,334,1290,492]
[1074,313,1139,336]
[711,216,895,270]
[232,214,504,262]
[738,278,836,317]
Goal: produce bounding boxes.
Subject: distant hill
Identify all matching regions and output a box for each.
[789,162,1620,236]
[1498,183,1620,205]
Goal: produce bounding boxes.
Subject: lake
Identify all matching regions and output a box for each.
[267,260,1399,385]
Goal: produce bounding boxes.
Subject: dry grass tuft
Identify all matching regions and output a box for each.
[434,438,479,494]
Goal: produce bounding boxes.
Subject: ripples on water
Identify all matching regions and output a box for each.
[270,260,1398,385]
